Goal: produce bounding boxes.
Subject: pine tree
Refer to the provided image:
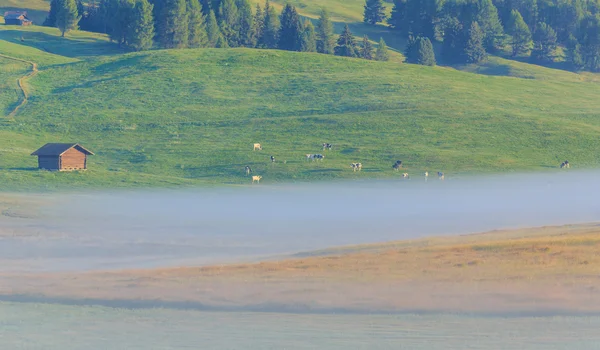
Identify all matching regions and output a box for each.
[316,9,335,54]
[237,0,255,47]
[259,0,279,49]
[107,0,133,46]
[56,0,81,37]
[159,0,189,48]
[360,35,374,59]
[206,9,223,47]
[334,24,358,57]
[218,0,239,47]
[363,0,386,25]
[375,37,389,61]
[464,22,486,63]
[252,4,264,47]
[531,22,557,63]
[578,14,600,72]
[476,0,504,51]
[442,16,464,63]
[301,20,317,52]
[406,36,435,65]
[187,0,208,47]
[44,0,60,26]
[278,4,303,51]
[388,0,407,32]
[128,0,155,50]
[507,9,532,57]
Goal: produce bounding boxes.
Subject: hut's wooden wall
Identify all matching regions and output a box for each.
[60,148,87,170]
[38,156,60,170]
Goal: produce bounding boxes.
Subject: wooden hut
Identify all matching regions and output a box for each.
[31,143,94,171]
[3,11,32,26]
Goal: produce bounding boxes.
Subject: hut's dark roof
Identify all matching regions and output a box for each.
[31,143,94,156]
[3,11,28,20]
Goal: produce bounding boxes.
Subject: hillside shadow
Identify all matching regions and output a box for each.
[0,29,124,58]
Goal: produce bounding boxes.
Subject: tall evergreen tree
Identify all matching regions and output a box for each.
[376,37,390,61]
[44,0,60,26]
[406,36,436,65]
[442,17,464,63]
[252,4,264,47]
[159,0,189,48]
[56,0,81,37]
[578,14,600,72]
[360,35,374,59]
[278,4,303,51]
[476,0,504,51]
[316,9,335,54]
[187,0,208,47]
[237,0,255,47]
[129,0,155,50]
[507,9,531,56]
[334,24,359,57]
[301,20,317,52]
[259,0,279,49]
[206,9,223,47]
[388,0,407,31]
[404,0,443,40]
[531,22,557,63]
[107,0,134,46]
[364,0,387,25]
[464,21,487,63]
[218,0,239,46]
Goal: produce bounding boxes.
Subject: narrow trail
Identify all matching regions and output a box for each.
[0,53,39,119]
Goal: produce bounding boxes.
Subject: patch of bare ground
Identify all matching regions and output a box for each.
[2,223,600,314]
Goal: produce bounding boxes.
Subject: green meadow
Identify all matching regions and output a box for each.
[0,0,599,191]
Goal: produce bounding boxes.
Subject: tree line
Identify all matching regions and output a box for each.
[44,0,389,61]
[364,0,600,71]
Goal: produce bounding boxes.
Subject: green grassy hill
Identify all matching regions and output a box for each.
[0,24,599,190]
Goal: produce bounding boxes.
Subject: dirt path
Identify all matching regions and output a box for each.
[0,53,38,118]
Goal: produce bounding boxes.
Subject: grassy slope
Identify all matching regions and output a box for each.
[0,30,598,190]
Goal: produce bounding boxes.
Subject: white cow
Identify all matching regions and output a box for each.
[253,143,262,151]
[252,175,262,184]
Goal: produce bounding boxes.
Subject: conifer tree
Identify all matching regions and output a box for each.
[218,0,239,46]
[252,4,264,47]
[388,0,407,31]
[206,9,223,47]
[375,37,389,61]
[301,20,317,52]
[237,0,255,47]
[44,0,60,27]
[334,24,358,57]
[531,22,557,63]
[363,0,386,25]
[406,36,435,65]
[187,0,208,47]
[127,0,155,50]
[476,0,504,51]
[278,4,303,51]
[159,0,189,48]
[507,9,532,56]
[56,0,81,37]
[259,0,279,49]
[464,21,487,63]
[442,17,464,63]
[360,35,374,59]
[316,9,335,54]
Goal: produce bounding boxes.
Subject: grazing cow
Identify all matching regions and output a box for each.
[560,160,570,169]
[253,143,262,151]
[351,163,362,172]
[392,160,403,171]
[252,175,262,184]
[438,172,445,180]
[271,155,275,162]
[425,171,429,178]
[306,154,315,161]
[322,143,333,151]
[245,166,252,175]
[314,154,325,161]
[403,173,409,178]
